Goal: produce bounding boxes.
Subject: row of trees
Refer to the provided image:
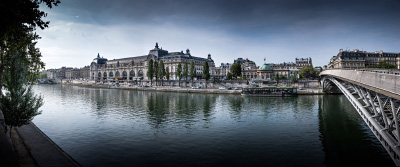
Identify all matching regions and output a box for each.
[366,61,397,69]
[146,60,211,87]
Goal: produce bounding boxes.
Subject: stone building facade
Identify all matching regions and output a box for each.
[328,49,400,69]
[218,57,309,80]
[65,68,81,79]
[79,66,90,79]
[254,63,299,80]
[295,57,312,69]
[89,43,215,82]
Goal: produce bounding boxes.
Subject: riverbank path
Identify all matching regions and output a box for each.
[16,122,80,167]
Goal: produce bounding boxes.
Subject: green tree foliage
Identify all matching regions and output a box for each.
[158,60,165,86]
[299,66,317,79]
[0,0,60,90]
[39,73,47,79]
[153,60,158,86]
[189,60,196,85]
[314,66,323,72]
[291,73,298,84]
[165,67,170,80]
[147,59,154,85]
[177,63,182,87]
[227,72,233,80]
[230,63,242,79]
[1,51,43,134]
[202,61,210,88]
[273,74,285,86]
[183,61,188,87]
[183,61,188,80]
[366,61,397,69]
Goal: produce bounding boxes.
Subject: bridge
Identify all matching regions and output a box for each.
[320,69,400,166]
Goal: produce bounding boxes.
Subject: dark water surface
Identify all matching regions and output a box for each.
[32,85,394,167]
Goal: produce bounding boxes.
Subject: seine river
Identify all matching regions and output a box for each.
[32,85,394,167]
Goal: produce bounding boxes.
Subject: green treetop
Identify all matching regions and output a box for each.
[153,60,158,86]
[202,61,210,88]
[158,60,165,86]
[177,62,182,87]
[230,63,242,79]
[183,61,188,80]
[299,66,317,79]
[147,59,154,85]
[165,67,170,80]
[1,49,43,135]
[189,60,196,85]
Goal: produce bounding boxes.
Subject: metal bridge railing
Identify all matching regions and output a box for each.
[323,76,400,166]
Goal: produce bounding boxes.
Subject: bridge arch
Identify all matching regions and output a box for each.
[321,74,400,165]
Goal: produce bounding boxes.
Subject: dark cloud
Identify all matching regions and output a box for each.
[39,0,400,67]
[49,0,400,36]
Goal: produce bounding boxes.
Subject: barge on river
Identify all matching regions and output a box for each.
[241,87,297,97]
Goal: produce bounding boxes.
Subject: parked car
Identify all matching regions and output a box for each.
[219,87,226,90]
[234,87,240,90]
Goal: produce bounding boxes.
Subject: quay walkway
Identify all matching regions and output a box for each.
[0,108,79,167]
[16,122,80,167]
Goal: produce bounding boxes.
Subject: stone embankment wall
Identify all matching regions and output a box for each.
[321,69,399,96]
[65,79,321,89]
[66,79,249,89]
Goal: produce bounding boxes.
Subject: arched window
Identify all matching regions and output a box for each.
[130,70,135,77]
[104,72,107,77]
[122,71,127,79]
[109,72,114,77]
[138,70,144,77]
[115,71,120,77]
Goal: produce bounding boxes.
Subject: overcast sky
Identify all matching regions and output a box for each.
[37,0,400,69]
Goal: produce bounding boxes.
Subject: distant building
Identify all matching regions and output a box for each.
[89,43,215,81]
[220,63,232,77]
[255,63,299,80]
[80,66,90,79]
[328,49,400,69]
[46,69,57,79]
[295,57,312,69]
[65,68,80,80]
[234,58,257,70]
[216,57,309,80]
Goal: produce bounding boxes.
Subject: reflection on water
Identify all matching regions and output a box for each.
[318,95,392,166]
[32,85,394,167]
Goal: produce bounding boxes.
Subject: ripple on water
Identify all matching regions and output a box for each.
[31,85,394,167]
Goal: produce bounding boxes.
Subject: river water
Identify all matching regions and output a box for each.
[31,85,394,166]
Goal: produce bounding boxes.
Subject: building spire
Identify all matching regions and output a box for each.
[155,42,159,49]
[97,53,100,58]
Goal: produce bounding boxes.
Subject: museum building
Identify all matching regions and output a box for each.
[89,43,215,82]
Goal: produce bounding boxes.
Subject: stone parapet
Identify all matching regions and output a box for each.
[320,69,399,97]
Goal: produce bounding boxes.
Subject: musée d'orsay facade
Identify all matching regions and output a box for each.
[90,43,215,82]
